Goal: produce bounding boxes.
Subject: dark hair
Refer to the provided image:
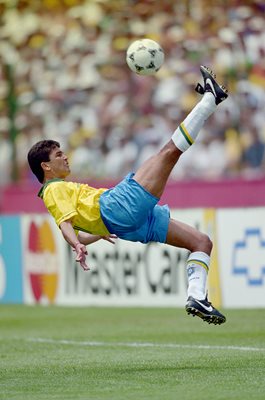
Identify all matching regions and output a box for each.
[27,140,60,183]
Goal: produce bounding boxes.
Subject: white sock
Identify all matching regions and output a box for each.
[172,92,216,152]
[186,251,210,300]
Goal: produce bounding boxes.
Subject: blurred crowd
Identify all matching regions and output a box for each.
[0,0,265,185]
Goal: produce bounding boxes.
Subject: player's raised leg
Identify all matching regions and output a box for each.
[134,66,228,325]
[133,65,228,198]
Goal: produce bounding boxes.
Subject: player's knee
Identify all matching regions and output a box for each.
[196,232,213,254]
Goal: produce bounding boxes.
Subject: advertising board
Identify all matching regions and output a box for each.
[0,216,23,303]
[58,209,205,307]
[4,207,264,308]
[217,208,265,308]
[21,214,65,305]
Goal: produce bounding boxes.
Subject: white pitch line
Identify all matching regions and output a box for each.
[27,338,265,353]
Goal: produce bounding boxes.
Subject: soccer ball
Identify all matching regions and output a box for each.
[126,39,164,76]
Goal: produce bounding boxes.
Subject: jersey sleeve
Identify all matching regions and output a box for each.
[43,183,78,226]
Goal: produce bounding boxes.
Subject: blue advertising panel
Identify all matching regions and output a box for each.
[0,216,23,303]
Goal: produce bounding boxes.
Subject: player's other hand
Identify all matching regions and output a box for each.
[101,234,118,244]
[74,243,89,271]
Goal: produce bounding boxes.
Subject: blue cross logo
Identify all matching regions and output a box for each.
[232,228,265,286]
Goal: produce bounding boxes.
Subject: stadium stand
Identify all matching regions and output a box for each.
[0,0,264,184]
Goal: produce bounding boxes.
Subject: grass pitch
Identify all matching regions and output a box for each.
[1,306,265,400]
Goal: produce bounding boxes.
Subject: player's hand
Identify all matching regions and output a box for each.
[100,234,118,244]
[74,243,89,271]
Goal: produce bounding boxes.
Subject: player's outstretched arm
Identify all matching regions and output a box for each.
[60,220,89,271]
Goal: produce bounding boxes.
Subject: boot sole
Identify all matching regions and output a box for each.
[186,305,226,325]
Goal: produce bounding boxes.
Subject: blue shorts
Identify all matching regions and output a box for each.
[99,173,170,244]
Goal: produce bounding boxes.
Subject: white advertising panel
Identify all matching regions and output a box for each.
[59,238,189,307]
[58,208,205,306]
[217,208,265,308]
[20,209,217,307]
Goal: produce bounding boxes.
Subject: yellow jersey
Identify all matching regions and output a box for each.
[38,179,110,235]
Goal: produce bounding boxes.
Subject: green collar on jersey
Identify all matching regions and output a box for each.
[38,178,64,198]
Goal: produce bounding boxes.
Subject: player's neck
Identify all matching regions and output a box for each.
[44,174,64,183]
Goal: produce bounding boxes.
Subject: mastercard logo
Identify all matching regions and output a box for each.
[26,220,58,304]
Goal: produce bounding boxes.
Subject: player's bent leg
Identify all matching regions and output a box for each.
[165,218,212,254]
[166,219,226,325]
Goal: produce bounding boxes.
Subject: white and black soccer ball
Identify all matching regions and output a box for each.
[126,39,164,76]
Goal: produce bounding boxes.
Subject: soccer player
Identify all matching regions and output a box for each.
[28,66,228,325]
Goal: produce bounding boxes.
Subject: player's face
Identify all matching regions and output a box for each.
[45,146,70,179]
